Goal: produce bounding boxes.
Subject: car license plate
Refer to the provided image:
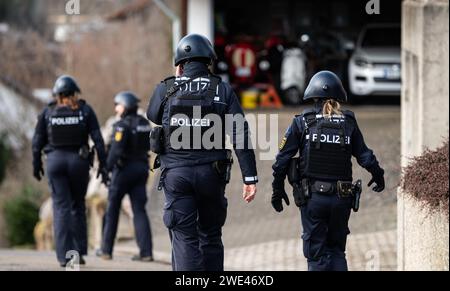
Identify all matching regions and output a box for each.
[384,67,401,79]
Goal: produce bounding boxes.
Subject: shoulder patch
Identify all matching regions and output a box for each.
[114,130,123,142]
[279,137,287,151]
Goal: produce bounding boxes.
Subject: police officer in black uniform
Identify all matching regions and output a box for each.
[100,92,153,261]
[32,75,108,267]
[271,71,385,271]
[147,34,258,271]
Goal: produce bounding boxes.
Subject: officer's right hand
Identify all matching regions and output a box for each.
[33,164,44,181]
[243,184,257,203]
[271,186,290,213]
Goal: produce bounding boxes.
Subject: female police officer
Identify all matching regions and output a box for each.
[100,92,153,262]
[32,75,108,267]
[271,71,385,271]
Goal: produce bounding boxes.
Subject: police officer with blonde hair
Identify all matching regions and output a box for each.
[272,71,385,271]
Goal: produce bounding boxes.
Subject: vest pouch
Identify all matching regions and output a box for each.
[150,126,165,154]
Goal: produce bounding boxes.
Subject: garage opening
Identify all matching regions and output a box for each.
[212,0,401,105]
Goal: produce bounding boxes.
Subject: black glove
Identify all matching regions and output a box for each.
[33,161,44,181]
[97,166,110,186]
[271,181,290,212]
[368,168,385,192]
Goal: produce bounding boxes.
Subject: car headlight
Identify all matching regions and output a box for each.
[354,58,371,67]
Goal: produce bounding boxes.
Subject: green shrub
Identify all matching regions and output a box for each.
[3,186,41,247]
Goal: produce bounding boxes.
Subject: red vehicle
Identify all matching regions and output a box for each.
[225,42,258,87]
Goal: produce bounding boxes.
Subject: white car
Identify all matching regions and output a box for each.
[349,24,401,97]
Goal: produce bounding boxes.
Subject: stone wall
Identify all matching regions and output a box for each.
[399,0,449,271]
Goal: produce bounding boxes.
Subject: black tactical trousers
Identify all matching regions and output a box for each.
[46,150,89,264]
[102,161,153,257]
[162,164,228,271]
[300,191,353,271]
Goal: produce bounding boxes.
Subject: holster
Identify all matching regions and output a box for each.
[213,150,233,184]
[287,157,300,186]
[293,182,308,207]
[79,145,90,160]
[288,157,310,207]
[150,126,165,154]
[88,148,95,168]
[352,180,362,212]
[337,179,362,212]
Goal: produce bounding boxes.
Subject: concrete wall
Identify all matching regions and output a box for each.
[398,190,449,270]
[399,0,449,271]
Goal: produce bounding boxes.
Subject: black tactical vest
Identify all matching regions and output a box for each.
[123,115,151,155]
[302,112,353,181]
[163,76,223,151]
[47,104,88,147]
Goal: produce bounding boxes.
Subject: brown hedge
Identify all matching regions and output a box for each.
[402,140,449,217]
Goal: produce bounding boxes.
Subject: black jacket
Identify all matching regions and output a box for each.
[272,104,383,183]
[32,99,107,167]
[106,113,150,171]
[147,62,258,184]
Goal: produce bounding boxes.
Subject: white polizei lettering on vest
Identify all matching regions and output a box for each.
[311,134,351,145]
[171,118,211,127]
[51,117,80,126]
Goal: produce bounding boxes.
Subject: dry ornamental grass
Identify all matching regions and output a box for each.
[402,141,449,218]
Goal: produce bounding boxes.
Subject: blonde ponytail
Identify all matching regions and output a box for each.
[57,94,79,110]
[322,99,342,117]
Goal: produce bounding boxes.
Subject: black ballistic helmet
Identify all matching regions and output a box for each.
[114,91,140,110]
[174,34,217,66]
[303,71,347,102]
[52,75,81,96]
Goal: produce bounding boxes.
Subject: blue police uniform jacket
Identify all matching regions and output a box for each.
[32,99,107,166]
[106,113,151,171]
[147,62,258,184]
[272,104,383,182]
